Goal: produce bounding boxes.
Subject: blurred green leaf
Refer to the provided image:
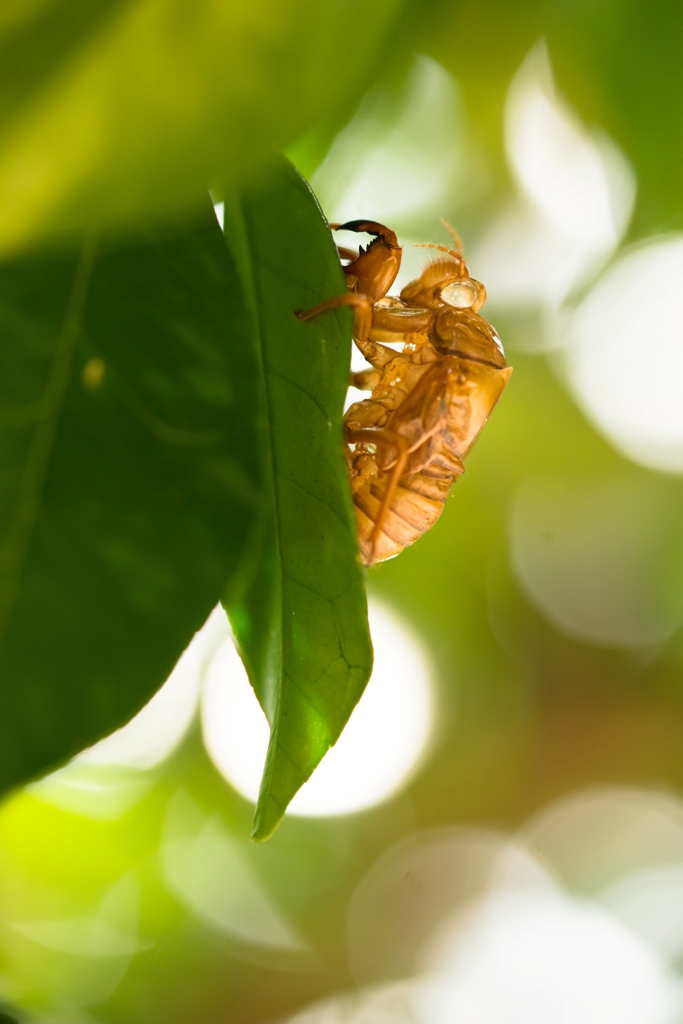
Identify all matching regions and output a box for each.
[399,0,683,234]
[542,1,683,235]
[0,0,403,256]
[222,157,373,841]
[0,202,262,793]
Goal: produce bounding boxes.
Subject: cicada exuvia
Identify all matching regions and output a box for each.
[299,220,511,565]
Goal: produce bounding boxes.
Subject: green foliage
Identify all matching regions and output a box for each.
[0,153,371,839]
[222,159,372,840]
[0,203,262,793]
[2,0,683,853]
[2,0,683,1021]
[0,0,403,255]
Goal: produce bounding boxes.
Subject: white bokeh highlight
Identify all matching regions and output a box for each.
[288,788,683,1024]
[523,786,683,964]
[79,605,228,770]
[201,598,434,817]
[506,45,630,249]
[30,608,230,819]
[562,234,683,473]
[312,55,467,239]
[475,42,634,314]
[421,886,681,1024]
[299,787,683,1024]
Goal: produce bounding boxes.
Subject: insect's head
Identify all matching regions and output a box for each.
[332,220,402,303]
[401,252,487,313]
[400,223,486,312]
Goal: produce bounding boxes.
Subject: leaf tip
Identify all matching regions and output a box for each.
[251,795,285,843]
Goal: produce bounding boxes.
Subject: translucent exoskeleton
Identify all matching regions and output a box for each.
[298,220,512,566]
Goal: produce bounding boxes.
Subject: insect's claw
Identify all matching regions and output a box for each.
[333,220,400,249]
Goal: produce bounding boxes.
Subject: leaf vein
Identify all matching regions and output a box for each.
[0,235,97,652]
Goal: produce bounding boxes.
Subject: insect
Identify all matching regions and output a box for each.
[298,219,512,566]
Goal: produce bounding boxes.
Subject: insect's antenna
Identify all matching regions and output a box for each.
[440,218,464,257]
[414,242,467,274]
[414,242,462,258]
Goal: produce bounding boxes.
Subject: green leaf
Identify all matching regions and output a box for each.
[222,157,373,841]
[0,0,403,256]
[0,202,263,793]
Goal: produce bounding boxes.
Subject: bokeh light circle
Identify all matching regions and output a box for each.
[78,605,228,770]
[475,43,634,313]
[421,888,680,1024]
[201,598,434,817]
[563,235,683,473]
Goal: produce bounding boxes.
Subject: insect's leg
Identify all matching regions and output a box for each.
[297,292,397,369]
[331,221,402,302]
[350,368,382,390]
[345,426,409,565]
[372,306,433,335]
[296,291,373,342]
[353,305,434,370]
[353,336,397,369]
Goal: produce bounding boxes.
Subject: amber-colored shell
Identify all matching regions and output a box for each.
[347,342,511,565]
[298,219,512,566]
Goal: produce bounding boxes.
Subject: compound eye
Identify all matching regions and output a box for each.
[440,280,479,308]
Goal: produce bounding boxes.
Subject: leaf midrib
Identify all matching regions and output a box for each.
[222,196,285,707]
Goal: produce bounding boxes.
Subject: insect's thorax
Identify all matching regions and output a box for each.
[372,347,434,406]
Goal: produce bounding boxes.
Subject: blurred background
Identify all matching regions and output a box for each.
[4,4,683,1022]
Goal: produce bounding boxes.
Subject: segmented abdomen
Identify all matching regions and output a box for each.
[346,355,511,565]
[350,443,463,565]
